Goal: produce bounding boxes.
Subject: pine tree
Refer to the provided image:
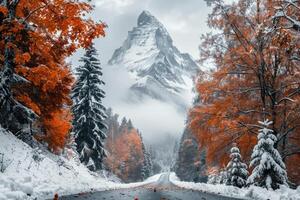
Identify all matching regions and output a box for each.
[141,147,153,180]
[141,161,147,180]
[127,119,133,130]
[226,145,248,188]
[247,119,288,189]
[119,117,128,132]
[140,133,151,180]
[72,43,107,171]
[147,151,153,176]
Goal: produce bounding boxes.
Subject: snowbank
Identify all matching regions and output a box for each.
[170,172,300,200]
[0,128,160,200]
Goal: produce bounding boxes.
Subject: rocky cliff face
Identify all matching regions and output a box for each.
[108,11,200,109]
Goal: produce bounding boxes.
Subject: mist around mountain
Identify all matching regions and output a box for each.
[103,11,201,172]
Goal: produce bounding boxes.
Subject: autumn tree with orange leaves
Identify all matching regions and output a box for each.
[0,0,106,152]
[190,0,300,185]
[104,110,147,182]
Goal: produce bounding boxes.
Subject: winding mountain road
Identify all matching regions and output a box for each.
[59,173,243,200]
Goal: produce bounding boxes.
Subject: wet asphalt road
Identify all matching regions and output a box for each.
[59,173,243,200]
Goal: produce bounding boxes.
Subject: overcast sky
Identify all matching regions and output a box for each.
[71,0,213,143]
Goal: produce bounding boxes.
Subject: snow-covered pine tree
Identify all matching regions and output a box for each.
[247,119,288,189]
[226,145,248,188]
[147,150,153,176]
[141,148,153,180]
[72,43,107,171]
[141,158,148,180]
[140,132,152,180]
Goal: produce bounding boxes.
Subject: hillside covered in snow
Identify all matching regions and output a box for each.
[0,128,160,200]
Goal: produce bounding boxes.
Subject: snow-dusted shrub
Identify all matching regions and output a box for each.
[247,119,288,189]
[218,169,228,184]
[207,169,227,185]
[207,174,218,184]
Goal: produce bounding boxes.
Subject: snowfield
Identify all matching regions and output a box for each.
[0,128,161,200]
[170,173,300,200]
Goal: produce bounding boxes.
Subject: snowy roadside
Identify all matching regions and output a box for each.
[169,173,300,200]
[0,173,161,200]
[0,128,161,200]
[36,173,162,200]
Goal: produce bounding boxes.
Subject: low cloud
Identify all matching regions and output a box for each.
[102,64,135,105]
[109,98,186,143]
[102,64,187,144]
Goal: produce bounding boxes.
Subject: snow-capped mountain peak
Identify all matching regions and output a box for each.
[138,10,160,26]
[108,11,200,109]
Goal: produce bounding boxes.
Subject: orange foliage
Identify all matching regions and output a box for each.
[43,110,72,152]
[15,94,41,115]
[0,6,8,15]
[190,0,300,184]
[105,124,144,182]
[0,0,106,152]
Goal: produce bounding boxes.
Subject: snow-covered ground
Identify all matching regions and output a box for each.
[0,127,161,200]
[170,173,300,200]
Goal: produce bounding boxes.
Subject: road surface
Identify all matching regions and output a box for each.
[59,173,242,200]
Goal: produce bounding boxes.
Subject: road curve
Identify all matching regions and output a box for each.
[59,173,244,200]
